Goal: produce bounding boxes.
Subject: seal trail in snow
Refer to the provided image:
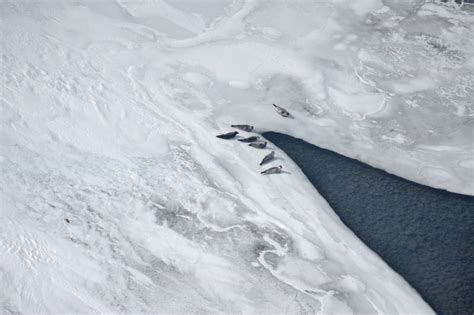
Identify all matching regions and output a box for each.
[261,165,283,175]
[259,151,275,165]
[216,131,239,139]
[249,141,267,149]
[273,104,290,117]
[238,136,260,142]
[231,124,254,132]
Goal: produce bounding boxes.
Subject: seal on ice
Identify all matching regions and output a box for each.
[261,165,283,175]
[238,136,260,143]
[231,124,254,132]
[259,151,275,165]
[249,141,267,149]
[273,104,290,117]
[216,131,239,139]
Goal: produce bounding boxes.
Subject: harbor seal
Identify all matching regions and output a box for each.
[259,151,275,165]
[249,141,267,149]
[261,165,283,174]
[238,136,260,142]
[231,124,254,132]
[273,104,290,117]
[216,131,239,139]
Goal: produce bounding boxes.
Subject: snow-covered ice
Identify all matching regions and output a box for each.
[1,0,472,313]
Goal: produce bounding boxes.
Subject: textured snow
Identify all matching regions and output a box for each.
[1,0,472,313]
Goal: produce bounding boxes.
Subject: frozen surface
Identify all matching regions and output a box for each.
[1,0,473,313]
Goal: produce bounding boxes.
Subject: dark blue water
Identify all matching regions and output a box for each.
[264,132,474,315]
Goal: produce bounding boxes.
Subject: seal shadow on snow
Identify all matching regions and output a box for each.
[263,131,474,315]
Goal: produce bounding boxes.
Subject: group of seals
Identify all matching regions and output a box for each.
[216,124,268,148]
[216,104,292,175]
[216,125,279,174]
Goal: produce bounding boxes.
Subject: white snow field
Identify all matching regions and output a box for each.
[1,0,473,313]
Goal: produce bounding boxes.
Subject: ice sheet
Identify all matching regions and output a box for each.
[2,0,472,313]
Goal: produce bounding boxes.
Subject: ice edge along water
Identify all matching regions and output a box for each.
[2,0,473,313]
